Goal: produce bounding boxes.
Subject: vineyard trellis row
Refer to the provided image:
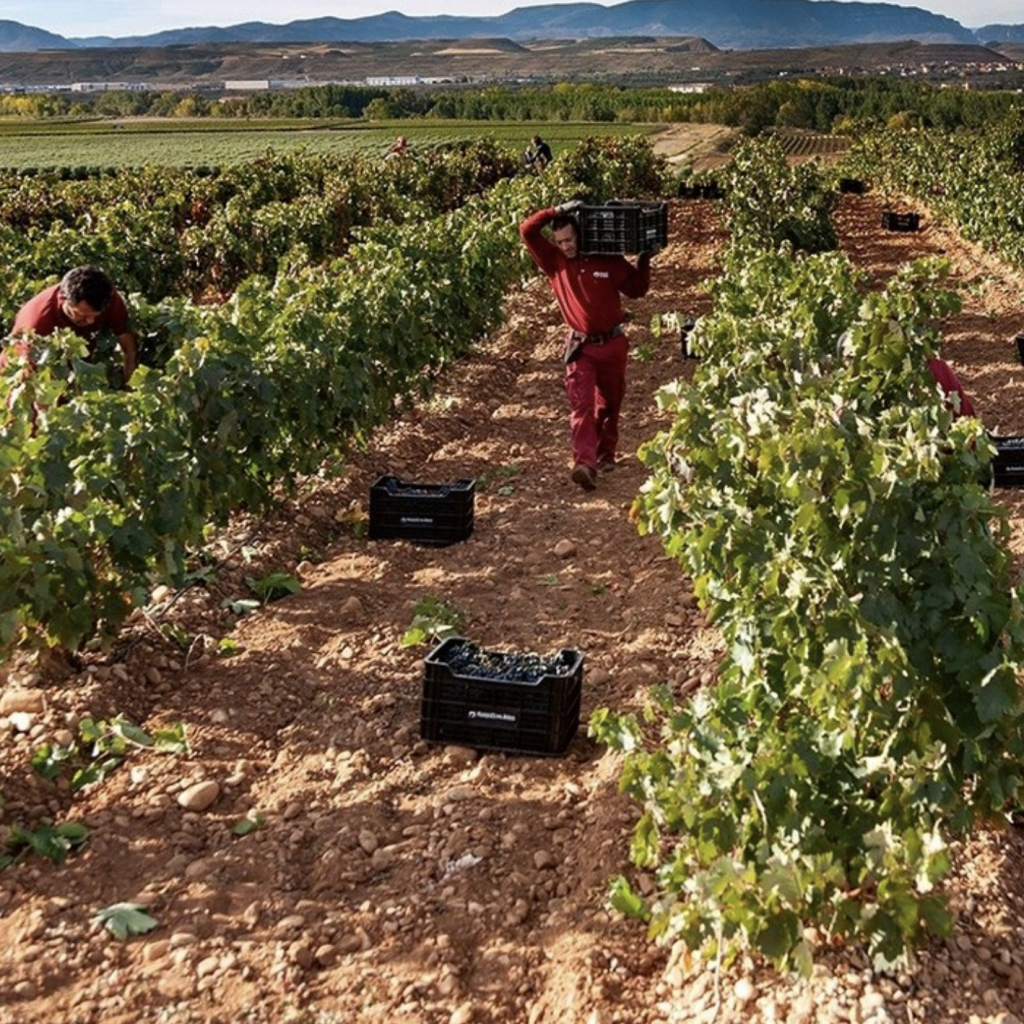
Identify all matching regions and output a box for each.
[593,136,1024,973]
[0,141,527,325]
[843,111,1024,273]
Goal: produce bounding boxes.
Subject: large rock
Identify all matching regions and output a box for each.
[0,690,45,715]
[177,781,221,812]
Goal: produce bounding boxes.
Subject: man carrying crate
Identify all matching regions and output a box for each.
[520,202,652,491]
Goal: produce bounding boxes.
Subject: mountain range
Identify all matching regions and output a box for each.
[1,1,1023,54]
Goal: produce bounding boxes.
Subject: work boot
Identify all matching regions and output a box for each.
[598,455,617,472]
[571,464,597,491]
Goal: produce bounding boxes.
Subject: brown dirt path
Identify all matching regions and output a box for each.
[2,195,1024,1024]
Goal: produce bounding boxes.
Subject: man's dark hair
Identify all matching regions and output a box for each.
[59,266,113,312]
[551,214,578,234]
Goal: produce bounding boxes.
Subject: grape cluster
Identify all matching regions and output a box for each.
[445,642,574,683]
[384,478,450,498]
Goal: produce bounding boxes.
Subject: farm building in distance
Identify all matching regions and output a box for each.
[71,81,152,92]
[365,75,421,86]
[223,79,313,91]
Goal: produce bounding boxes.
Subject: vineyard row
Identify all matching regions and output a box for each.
[595,136,1024,973]
[0,136,666,662]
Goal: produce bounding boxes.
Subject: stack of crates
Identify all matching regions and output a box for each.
[577,200,668,256]
[677,183,725,200]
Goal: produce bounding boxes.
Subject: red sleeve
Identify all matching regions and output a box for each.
[928,357,976,419]
[0,339,35,372]
[13,286,59,336]
[519,207,562,277]
[615,254,651,300]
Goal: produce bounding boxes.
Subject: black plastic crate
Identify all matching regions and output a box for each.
[882,210,920,232]
[839,177,867,194]
[1015,333,1024,367]
[992,436,1024,488]
[678,183,724,200]
[368,476,474,546]
[421,637,584,756]
[577,200,668,255]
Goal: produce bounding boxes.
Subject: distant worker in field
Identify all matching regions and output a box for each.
[4,265,137,385]
[520,201,652,492]
[524,135,553,172]
[385,135,409,159]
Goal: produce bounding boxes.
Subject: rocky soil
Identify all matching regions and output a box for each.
[2,192,1024,1024]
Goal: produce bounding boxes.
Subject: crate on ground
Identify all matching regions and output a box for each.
[882,210,920,232]
[420,637,584,756]
[577,200,668,255]
[839,177,867,194]
[992,436,1024,488]
[678,183,724,201]
[368,476,474,546]
[1015,332,1024,367]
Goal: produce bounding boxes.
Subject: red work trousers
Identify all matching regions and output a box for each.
[564,335,628,470]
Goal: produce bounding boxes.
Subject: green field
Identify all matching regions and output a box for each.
[0,118,660,169]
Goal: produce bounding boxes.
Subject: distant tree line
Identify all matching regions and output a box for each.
[2,77,1022,133]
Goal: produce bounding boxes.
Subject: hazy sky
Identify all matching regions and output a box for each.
[4,0,1021,40]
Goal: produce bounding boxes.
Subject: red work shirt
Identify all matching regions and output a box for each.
[12,283,129,354]
[928,357,976,419]
[2,284,132,381]
[520,207,650,335]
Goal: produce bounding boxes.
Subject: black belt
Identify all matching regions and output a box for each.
[569,324,625,346]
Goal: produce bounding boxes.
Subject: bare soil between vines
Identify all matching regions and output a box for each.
[2,194,1024,1024]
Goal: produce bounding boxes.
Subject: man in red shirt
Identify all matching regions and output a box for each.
[5,265,137,384]
[520,203,652,490]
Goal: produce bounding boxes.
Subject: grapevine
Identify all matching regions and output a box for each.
[593,139,1024,972]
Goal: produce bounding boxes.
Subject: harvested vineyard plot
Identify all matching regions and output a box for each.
[652,121,740,168]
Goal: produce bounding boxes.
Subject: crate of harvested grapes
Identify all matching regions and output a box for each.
[369,476,474,546]
[421,637,584,756]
